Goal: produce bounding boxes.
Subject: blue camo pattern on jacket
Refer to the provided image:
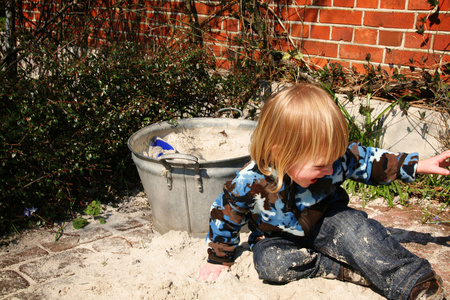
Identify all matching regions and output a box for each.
[206,142,419,265]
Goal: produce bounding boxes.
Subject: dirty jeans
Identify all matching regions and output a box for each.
[252,201,433,300]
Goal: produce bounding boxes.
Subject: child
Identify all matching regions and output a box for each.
[198,83,450,300]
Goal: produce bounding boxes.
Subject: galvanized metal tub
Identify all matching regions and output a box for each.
[127,117,256,235]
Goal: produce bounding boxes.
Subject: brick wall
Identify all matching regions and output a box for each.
[19,0,450,72]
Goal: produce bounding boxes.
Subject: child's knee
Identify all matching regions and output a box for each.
[252,237,316,283]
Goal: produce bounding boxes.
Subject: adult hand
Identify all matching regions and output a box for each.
[198,262,230,281]
[416,150,450,176]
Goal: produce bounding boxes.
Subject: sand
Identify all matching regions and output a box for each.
[142,127,253,161]
[1,193,387,300]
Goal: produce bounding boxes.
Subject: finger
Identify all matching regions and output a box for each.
[198,272,206,280]
[435,167,450,176]
[210,273,219,281]
[198,270,210,281]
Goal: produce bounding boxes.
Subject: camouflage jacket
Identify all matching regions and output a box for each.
[206,142,419,265]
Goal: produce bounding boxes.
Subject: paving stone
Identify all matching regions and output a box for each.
[19,248,93,283]
[371,207,423,227]
[0,246,49,269]
[78,227,113,244]
[111,218,144,231]
[2,289,47,300]
[39,227,114,253]
[91,236,133,254]
[0,270,30,297]
[120,228,154,247]
[5,274,78,300]
[40,235,80,253]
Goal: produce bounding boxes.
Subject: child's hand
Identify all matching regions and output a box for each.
[198,262,230,281]
[416,150,450,176]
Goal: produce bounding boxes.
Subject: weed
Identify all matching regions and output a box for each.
[73,200,106,230]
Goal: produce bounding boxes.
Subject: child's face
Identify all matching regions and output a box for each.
[287,159,334,188]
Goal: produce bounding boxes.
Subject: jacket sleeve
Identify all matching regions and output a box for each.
[206,176,252,265]
[344,141,419,185]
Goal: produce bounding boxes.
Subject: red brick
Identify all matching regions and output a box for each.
[291,24,309,39]
[253,49,264,61]
[385,49,441,68]
[334,0,355,7]
[425,12,450,31]
[306,56,331,68]
[339,44,384,62]
[210,44,222,57]
[222,18,239,32]
[210,31,228,43]
[226,32,239,44]
[313,0,333,6]
[173,15,189,27]
[270,22,282,36]
[434,34,450,51]
[88,38,102,47]
[351,62,374,74]
[327,59,351,69]
[364,11,415,29]
[207,17,222,30]
[93,28,107,40]
[332,27,353,42]
[160,25,174,37]
[282,7,319,22]
[275,39,295,53]
[379,31,403,46]
[194,3,215,15]
[404,32,432,49]
[310,25,331,39]
[293,0,311,4]
[354,28,378,44]
[139,22,150,32]
[22,12,36,21]
[438,13,450,31]
[216,4,233,16]
[216,58,231,70]
[408,0,436,10]
[441,0,450,10]
[302,40,339,57]
[304,8,321,22]
[442,53,450,63]
[380,0,406,9]
[319,9,363,26]
[416,13,450,32]
[356,0,379,8]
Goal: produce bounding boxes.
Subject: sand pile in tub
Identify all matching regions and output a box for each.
[142,127,253,161]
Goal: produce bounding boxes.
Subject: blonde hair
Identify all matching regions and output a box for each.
[250,83,349,192]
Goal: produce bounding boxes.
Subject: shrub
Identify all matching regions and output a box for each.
[0,41,260,234]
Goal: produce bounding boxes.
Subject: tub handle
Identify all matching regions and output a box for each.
[159,154,203,193]
[217,108,243,118]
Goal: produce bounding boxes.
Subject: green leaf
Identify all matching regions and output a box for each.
[293,53,303,61]
[73,217,88,229]
[427,0,439,7]
[282,53,291,60]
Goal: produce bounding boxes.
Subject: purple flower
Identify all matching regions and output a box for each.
[24,206,38,217]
